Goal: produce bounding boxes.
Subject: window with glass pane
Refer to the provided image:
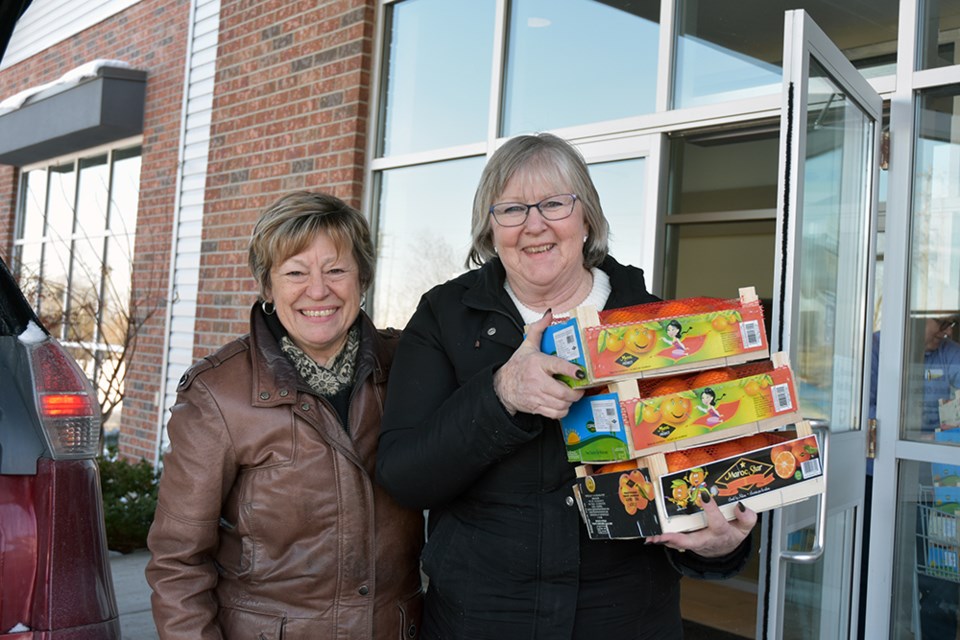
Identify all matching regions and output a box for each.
[918,0,960,70]
[502,0,659,136]
[13,145,142,430]
[589,158,647,269]
[379,0,495,157]
[792,60,873,430]
[891,460,960,638]
[372,156,485,328]
[904,86,960,443]
[674,0,898,109]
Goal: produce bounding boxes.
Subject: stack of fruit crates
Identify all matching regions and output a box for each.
[538,287,825,538]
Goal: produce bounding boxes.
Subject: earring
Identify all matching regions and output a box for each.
[261,300,276,315]
[360,293,367,308]
[583,235,588,243]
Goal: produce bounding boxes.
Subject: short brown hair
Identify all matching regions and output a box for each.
[248,191,375,300]
[467,133,610,268]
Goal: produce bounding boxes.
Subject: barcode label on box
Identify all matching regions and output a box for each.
[591,399,622,433]
[801,457,822,478]
[740,320,762,348]
[772,383,793,412]
[554,325,581,361]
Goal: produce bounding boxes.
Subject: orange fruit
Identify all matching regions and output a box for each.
[666,450,692,472]
[791,439,816,463]
[651,377,688,396]
[774,451,797,479]
[688,367,737,390]
[596,460,637,474]
[659,300,694,319]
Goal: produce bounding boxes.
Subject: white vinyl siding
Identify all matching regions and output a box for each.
[1,0,142,70]
[155,0,221,463]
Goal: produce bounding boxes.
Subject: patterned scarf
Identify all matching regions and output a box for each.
[280,325,359,397]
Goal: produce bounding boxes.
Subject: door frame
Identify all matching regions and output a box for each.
[762,9,882,639]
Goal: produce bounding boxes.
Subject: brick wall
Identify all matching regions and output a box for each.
[0,0,191,462]
[196,0,377,353]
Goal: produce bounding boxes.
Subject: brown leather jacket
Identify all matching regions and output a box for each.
[146,305,423,640]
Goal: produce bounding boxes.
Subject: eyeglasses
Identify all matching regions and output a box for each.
[939,320,957,332]
[489,193,578,227]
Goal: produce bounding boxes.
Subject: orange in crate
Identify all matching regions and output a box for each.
[687,367,737,389]
[664,431,793,472]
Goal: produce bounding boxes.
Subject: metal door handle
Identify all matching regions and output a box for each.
[780,424,829,563]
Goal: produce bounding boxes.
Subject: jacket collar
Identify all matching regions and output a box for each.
[461,255,637,317]
[247,304,389,407]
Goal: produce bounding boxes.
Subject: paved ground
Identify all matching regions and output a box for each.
[110,550,158,639]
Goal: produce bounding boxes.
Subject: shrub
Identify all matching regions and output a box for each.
[98,445,160,554]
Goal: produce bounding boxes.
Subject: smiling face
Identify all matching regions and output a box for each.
[266,232,362,364]
[491,167,589,304]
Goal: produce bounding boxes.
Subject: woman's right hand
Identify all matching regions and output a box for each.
[493,310,586,419]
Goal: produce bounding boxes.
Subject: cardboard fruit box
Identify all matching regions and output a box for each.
[541,287,768,389]
[571,422,824,538]
[558,353,801,464]
[623,353,801,456]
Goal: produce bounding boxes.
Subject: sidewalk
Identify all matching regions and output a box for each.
[110,550,158,639]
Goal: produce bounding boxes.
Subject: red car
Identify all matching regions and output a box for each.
[0,255,120,638]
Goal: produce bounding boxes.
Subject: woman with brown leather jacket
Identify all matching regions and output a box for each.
[146,191,424,639]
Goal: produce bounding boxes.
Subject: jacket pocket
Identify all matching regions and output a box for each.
[218,606,285,639]
[397,587,424,640]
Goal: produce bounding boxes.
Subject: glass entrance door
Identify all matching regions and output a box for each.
[763,10,882,639]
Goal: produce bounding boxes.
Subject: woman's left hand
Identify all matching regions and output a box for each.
[644,493,756,558]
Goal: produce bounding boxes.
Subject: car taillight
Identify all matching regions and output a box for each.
[27,339,102,459]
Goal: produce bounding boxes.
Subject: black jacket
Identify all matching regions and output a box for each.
[377,256,750,639]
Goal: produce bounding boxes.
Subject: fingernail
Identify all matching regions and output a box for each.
[738,502,746,512]
[575,369,586,380]
[701,491,712,504]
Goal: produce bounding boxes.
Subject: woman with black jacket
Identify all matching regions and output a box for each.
[377,133,755,640]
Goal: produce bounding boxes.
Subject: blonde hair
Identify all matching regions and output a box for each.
[248,191,375,299]
[467,133,609,268]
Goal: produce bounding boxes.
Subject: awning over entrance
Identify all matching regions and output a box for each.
[0,61,146,166]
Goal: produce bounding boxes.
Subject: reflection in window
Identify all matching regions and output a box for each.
[793,60,873,431]
[13,145,142,432]
[673,0,898,109]
[589,158,647,269]
[667,130,779,215]
[502,0,659,135]
[663,220,776,302]
[379,0,495,156]
[919,0,960,70]
[373,157,485,328]
[902,86,960,440]
[904,86,960,443]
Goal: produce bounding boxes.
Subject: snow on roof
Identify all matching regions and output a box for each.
[0,59,132,115]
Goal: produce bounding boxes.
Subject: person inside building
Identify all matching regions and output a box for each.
[860,313,960,639]
[376,133,756,639]
[146,191,423,639]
